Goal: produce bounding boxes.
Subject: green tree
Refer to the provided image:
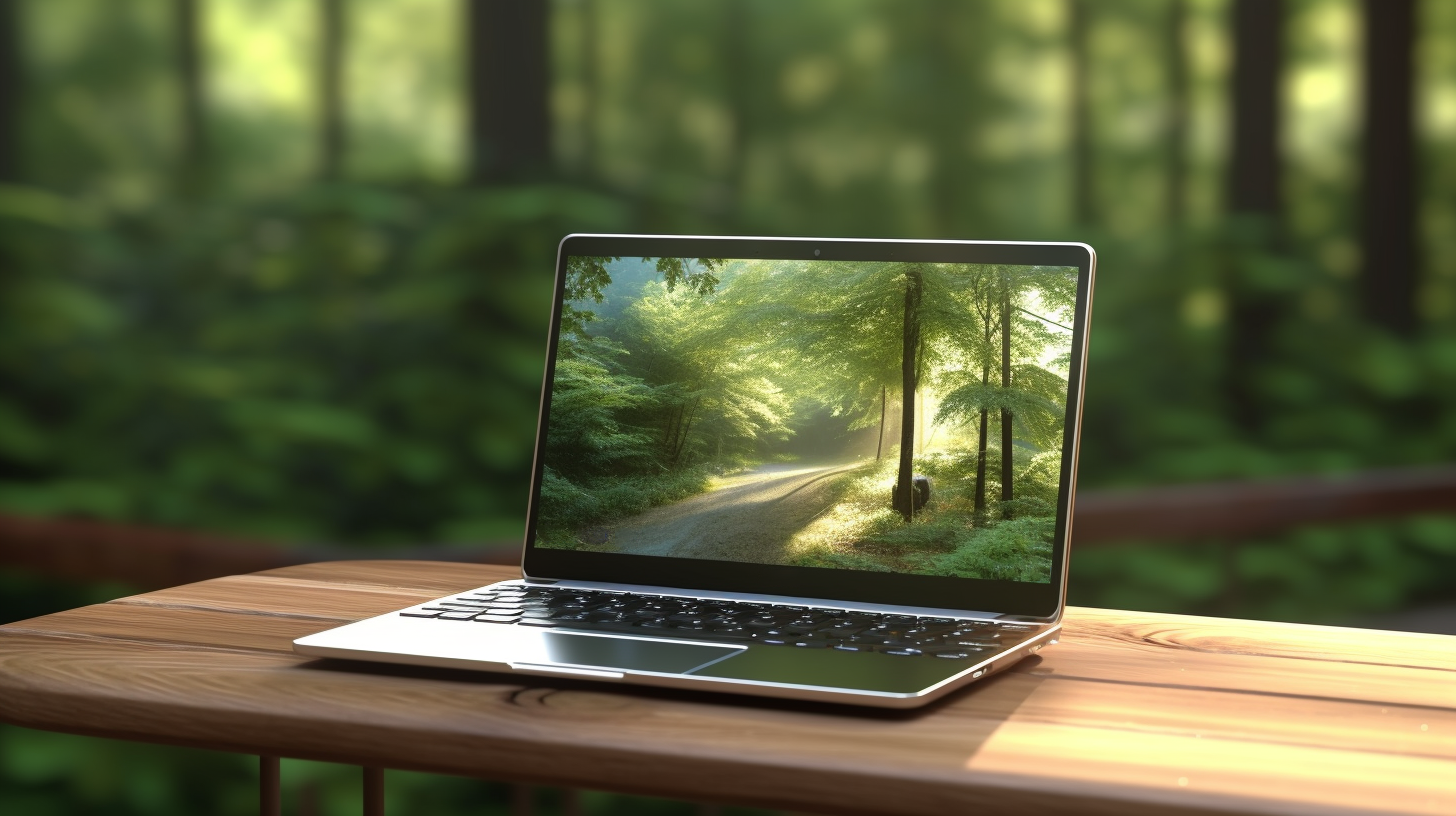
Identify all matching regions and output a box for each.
[542,335,655,480]
[935,265,1075,521]
[562,255,723,336]
[610,279,791,469]
[733,259,1000,522]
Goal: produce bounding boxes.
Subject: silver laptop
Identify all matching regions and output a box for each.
[295,234,1096,708]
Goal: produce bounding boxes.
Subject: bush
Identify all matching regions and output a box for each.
[0,182,630,546]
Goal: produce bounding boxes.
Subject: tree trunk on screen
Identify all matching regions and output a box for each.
[1000,287,1014,516]
[896,267,924,522]
[1360,0,1417,336]
[973,290,994,524]
[876,385,886,460]
[974,394,989,523]
[466,0,551,184]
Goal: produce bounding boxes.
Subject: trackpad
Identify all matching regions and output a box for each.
[538,632,742,674]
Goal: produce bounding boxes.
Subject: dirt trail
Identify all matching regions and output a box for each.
[605,461,863,564]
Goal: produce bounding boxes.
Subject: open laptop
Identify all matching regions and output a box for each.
[295,234,1095,708]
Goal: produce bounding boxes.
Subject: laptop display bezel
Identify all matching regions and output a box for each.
[522,234,1094,619]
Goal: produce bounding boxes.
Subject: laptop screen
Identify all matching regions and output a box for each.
[532,250,1081,592]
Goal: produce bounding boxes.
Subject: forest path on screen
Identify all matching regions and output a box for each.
[603,461,862,564]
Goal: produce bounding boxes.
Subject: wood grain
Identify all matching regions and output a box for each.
[1,561,1452,816]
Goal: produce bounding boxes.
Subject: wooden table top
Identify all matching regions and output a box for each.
[0,561,1451,816]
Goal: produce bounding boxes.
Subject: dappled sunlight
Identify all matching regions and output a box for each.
[785,460,903,565]
[707,463,845,491]
[539,254,1072,578]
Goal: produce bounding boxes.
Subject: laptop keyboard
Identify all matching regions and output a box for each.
[400,585,1043,660]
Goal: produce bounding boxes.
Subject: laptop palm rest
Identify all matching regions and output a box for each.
[520,631,744,675]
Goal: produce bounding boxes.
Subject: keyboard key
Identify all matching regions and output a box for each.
[699,631,755,643]
[414,585,1028,660]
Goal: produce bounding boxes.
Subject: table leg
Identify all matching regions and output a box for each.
[363,766,384,816]
[260,755,280,816]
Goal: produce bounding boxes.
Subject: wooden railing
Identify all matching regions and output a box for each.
[0,514,519,590]
[2,464,1453,590]
[1072,464,1456,545]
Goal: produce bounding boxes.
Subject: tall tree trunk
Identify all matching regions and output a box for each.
[0,0,19,188]
[0,0,23,486]
[915,385,924,454]
[671,398,701,465]
[579,0,598,180]
[1360,0,1417,335]
[173,0,206,196]
[663,402,684,451]
[318,0,346,181]
[973,295,994,524]
[875,385,886,460]
[974,387,989,523]
[896,267,924,522]
[1000,286,1014,516]
[1228,0,1282,217]
[1225,0,1284,432]
[466,0,551,185]
[1166,0,1188,227]
[926,0,973,235]
[724,0,750,219]
[1069,0,1093,225]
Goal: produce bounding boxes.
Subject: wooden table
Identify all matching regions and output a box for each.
[0,561,1452,816]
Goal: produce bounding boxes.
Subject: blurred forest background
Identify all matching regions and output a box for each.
[2,0,1456,814]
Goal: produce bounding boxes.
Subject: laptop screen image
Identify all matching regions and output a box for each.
[532,253,1079,591]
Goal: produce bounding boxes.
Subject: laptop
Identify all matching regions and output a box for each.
[295,234,1096,708]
